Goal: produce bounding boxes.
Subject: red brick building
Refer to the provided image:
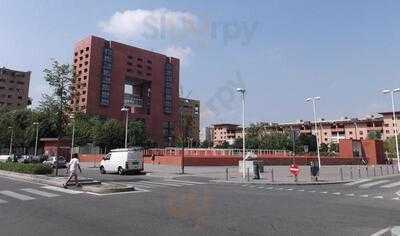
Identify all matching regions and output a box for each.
[71,36,180,147]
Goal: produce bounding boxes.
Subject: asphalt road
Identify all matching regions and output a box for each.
[0,173,400,236]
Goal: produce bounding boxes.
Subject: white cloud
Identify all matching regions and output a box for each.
[99,9,198,41]
[163,45,192,65]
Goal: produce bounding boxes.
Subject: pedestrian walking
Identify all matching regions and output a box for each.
[63,153,82,188]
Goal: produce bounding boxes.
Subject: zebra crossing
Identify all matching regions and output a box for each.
[121,179,207,191]
[0,186,83,205]
[345,178,400,189]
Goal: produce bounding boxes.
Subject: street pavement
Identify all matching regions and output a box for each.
[1,171,400,235]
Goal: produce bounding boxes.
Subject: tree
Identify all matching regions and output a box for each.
[92,119,124,152]
[384,136,399,159]
[127,121,147,147]
[42,59,74,138]
[368,131,382,140]
[296,133,317,153]
[200,140,212,148]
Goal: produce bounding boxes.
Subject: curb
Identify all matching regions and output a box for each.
[211,179,352,185]
[0,170,65,187]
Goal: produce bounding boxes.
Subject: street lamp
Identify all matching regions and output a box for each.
[305,96,321,168]
[8,127,13,156]
[382,88,400,171]
[236,87,246,179]
[121,106,129,148]
[33,122,39,157]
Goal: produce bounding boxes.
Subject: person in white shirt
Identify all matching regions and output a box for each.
[63,153,82,188]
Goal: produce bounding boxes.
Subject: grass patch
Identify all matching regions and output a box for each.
[0,162,53,175]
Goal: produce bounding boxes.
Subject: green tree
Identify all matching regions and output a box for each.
[384,135,399,159]
[42,59,74,138]
[127,120,147,147]
[92,119,124,152]
[367,131,382,140]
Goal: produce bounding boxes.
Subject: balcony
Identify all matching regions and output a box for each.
[124,94,143,107]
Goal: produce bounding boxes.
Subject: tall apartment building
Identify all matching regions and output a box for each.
[0,67,31,109]
[71,36,180,147]
[179,98,200,146]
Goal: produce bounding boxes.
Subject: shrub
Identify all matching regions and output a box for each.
[0,162,52,175]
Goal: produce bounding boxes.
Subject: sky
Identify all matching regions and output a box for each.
[1,0,400,136]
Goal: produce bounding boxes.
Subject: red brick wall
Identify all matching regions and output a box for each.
[79,154,104,163]
[339,139,354,158]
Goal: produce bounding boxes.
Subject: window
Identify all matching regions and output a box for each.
[8,88,13,91]
[86,47,89,51]
[9,80,14,83]
[359,131,363,135]
[386,130,390,134]
[74,52,78,56]
[17,81,24,85]
[127,69,132,73]
[18,96,22,99]
[163,62,173,114]
[146,73,152,76]
[147,60,152,64]
[84,61,88,65]
[127,55,133,60]
[85,54,89,58]
[127,62,133,66]
[79,64,82,68]
[7,95,12,98]
[82,90,86,95]
[84,68,88,73]
[137,64,143,68]
[137,58,143,62]
[81,98,86,102]
[79,56,83,60]
[137,70,143,75]
[349,131,353,135]
[74,59,78,63]
[80,49,84,54]
[83,76,87,80]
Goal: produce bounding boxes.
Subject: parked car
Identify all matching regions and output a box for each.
[43,156,67,168]
[0,155,10,163]
[100,148,144,175]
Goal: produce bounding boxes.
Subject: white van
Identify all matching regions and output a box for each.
[99,148,144,175]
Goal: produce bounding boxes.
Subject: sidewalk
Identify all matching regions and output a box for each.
[143,163,400,184]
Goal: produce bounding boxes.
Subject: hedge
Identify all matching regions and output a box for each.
[0,162,53,175]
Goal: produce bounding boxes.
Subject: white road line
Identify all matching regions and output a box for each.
[165,180,206,185]
[380,181,400,188]
[139,181,183,187]
[297,189,305,192]
[332,192,341,195]
[286,188,293,191]
[360,194,369,198]
[21,188,59,198]
[266,187,274,190]
[0,198,7,204]
[392,197,400,201]
[241,185,248,187]
[125,182,160,188]
[370,227,391,236]
[257,186,264,189]
[86,189,150,196]
[277,188,284,190]
[359,180,391,188]
[0,191,35,201]
[345,193,355,197]
[41,186,82,194]
[373,196,384,199]
[308,190,316,193]
[320,191,328,194]
[345,179,371,186]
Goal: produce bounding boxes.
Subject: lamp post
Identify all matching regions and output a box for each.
[121,107,129,148]
[237,88,246,179]
[33,122,39,157]
[305,96,321,168]
[382,88,400,171]
[8,127,13,157]
[69,114,75,159]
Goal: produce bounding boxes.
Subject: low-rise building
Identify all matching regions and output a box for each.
[179,98,200,147]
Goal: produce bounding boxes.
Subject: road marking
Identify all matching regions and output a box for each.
[241,185,248,187]
[297,189,305,192]
[373,196,384,199]
[277,188,284,190]
[21,188,59,198]
[308,190,316,193]
[257,186,264,189]
[266,187,274,190]
[332,192,341,195]
[345,193,355,197]
[139,181,183,187]
[126,182,160,188]
[286,188,293,191]
[0,198,7,204]
[392,197,400,201]
[370,227,391,236]
[0,191,35,201]
[320,191,328,194]
[41,186,82,194]
[380,181,400,188]
[86,189,150,196]
[345,179,371,186]
[166,180,206,185]
[359,180,390,188]
[360,194,369,198]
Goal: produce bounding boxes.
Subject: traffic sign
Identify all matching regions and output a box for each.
[289,164,300,176]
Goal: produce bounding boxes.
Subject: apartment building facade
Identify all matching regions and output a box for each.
[71,36,180,147]
[212,123,241,147]
[0,67,31,109]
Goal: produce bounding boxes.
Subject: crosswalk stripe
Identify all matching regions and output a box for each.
[345,193,355,197]
[0,198,7,204]
[332,192,341,195]
[359,180,390,188]
[41,186,82,194]
[165,180,205,185]
[373,196,384,199]
[139,181,183,187]
[380,181,400,188]
[345,179,371,186]
[0,191,35,201]
[360,194,369,198]
[21,188,59,197]
[126,183,159,188]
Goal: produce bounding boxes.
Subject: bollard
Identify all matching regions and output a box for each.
[366,167,369,177]
[380,166,383,176]
[387,165,390,175]
[339,167,344,181]
[392,165,395,174]
[225,168,229,181]
[373,166,376,177]
[358,168,361,178]
[271,168,275,182]
[350,167,353,180]
[246,168,250,182]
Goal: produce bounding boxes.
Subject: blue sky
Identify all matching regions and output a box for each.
[1,0,400,134]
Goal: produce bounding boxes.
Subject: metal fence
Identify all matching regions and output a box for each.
[143,148,289,157]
